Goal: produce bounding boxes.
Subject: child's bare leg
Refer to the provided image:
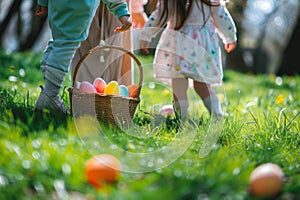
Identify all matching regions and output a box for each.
[194,81,225,116]
[193,81,213,100]
[172,78,189,119]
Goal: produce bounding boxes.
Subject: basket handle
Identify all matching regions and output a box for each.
[72,45,143,99]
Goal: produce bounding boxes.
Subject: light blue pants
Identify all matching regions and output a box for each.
[41,0,100,72]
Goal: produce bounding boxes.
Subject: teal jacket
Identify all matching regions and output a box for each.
[37,0,130,18]
[38,0,130,72]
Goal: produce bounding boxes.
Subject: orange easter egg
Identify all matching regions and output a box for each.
[104,81,120,95]
[79,81,97,93]
[85,154,121,188]
[249,163,284,197]
[93,77,106,93]
[127,85,139,98]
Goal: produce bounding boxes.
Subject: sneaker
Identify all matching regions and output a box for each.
[35,88,69,116]
[211,111,228,118]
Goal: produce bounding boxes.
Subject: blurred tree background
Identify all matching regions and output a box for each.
[0,0,299,75]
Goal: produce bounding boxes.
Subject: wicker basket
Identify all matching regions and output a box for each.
[68,45,143,127]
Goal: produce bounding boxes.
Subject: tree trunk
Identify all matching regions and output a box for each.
[277,17,300,76]
[20,1,47,51]
[0,0,22,43]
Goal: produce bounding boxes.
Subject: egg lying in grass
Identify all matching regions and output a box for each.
[79,81,97,93]
[119,85,129,97]
[93,77,106,93]
[85,154,121,188]
[127,85,139,98]
[249,163,284,197]
[159,105,175,116]
[104,81,120,95]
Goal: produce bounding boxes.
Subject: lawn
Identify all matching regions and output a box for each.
[0,49,299,200]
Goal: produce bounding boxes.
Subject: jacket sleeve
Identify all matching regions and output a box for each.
[102,0,130,18]
[37,0,48,7]
[210,3,237,44]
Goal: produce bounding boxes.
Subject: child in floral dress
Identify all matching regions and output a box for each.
[140,0,237,118]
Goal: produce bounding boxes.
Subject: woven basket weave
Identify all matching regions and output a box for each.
[68,45,143,127]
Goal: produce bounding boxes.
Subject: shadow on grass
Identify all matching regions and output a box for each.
[1,88,70,135]
[8,105,69,135]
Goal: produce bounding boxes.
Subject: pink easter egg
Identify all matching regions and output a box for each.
[93,77,106,93]
[159,105,174,116]
[79,81,97,93]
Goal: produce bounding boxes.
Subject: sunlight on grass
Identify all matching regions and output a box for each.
[0,51,300,199]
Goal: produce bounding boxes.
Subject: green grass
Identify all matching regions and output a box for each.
[0,49,299,199]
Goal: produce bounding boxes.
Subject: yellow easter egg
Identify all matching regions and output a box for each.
[104,81,120,95]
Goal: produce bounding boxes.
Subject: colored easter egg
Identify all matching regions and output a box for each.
[119,85,129,97]
[85,154,121,188]
[249,163,284,197]
[127,85,139,98]
[79,81,97,93]
[93,77,106,93]
[104,81,120,95]
[159,105,175,116]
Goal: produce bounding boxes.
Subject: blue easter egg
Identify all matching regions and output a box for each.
[119,85,129,97]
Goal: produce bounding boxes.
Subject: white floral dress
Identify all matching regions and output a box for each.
[141,0,237,85]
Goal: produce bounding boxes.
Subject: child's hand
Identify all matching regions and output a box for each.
[114,16,132,32]
[140,40,150,54]
[35,5,48,17]
[225,42,236,53]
